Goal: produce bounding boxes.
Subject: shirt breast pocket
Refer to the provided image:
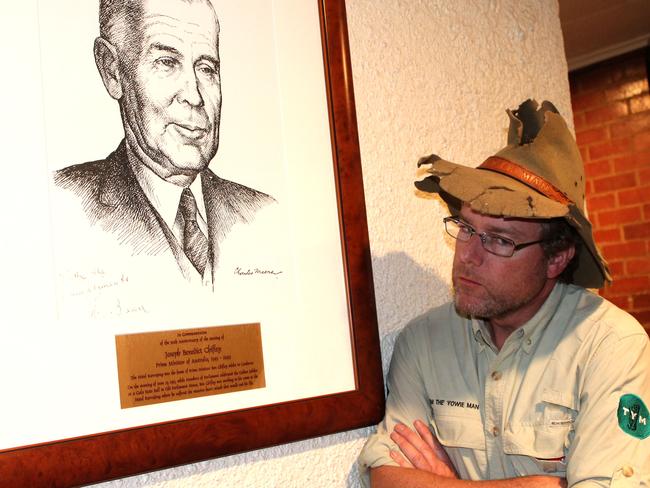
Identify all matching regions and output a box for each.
[432,414,485,450]
[504,389,576,476]
[431,410,487,480]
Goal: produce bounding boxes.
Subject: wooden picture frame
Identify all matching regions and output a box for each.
[0,1,383,486]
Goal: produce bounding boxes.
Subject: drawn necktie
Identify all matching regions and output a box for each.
[178,188,208,275]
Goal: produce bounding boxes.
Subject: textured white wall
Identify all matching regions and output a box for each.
[93,1,571,486]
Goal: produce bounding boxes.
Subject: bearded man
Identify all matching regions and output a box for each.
[358,100,649,487]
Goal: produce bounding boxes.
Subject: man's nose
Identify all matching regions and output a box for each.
[177,69,204,107]
[456,233,484,266]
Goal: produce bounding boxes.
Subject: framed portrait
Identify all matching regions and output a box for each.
[0,0,383,486]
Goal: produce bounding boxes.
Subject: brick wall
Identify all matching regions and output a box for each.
[569,49,650,331]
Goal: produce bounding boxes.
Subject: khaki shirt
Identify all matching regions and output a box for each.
[358,283,650,487]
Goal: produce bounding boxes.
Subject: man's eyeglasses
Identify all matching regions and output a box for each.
[443,216,546,257]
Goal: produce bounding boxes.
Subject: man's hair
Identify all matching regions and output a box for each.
[98,0,216,48]
[539,218,581,284]
[98,0,143,49]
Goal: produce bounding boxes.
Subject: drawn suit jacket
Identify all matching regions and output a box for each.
[53,140,275,285]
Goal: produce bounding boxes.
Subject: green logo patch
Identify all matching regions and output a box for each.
[617,394,650,440]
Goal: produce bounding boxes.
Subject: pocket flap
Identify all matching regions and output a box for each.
[433,415,485,451]
[541,388,575,409]
[504,423,569,459]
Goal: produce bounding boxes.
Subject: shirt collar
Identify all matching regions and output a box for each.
[127,152,206,230]
[469,282,568,354]
[519,282,567,354]
[471,319,495,353]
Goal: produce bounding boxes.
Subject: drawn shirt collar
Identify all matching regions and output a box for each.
[127,155,208,239]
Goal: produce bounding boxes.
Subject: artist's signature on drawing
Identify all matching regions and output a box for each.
[234,267,283,277]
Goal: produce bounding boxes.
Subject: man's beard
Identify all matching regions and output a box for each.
[452,286,532,320]
[452,271,547,321]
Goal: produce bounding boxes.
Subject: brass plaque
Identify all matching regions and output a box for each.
[115,323,265,409]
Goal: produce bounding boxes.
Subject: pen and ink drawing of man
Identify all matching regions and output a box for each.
[52,0,279,289]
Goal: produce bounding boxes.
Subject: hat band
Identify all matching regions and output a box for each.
[478,156,573,205]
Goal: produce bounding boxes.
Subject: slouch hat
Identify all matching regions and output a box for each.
[415,99,610,288]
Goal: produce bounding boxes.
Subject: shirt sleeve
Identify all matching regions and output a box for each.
[357,321,433,488]
[568,326,650,487]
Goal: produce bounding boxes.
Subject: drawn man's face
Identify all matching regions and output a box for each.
[120,0,221,179]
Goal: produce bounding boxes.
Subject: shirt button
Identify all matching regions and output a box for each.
[526,338,532,346]
[622,465,634,477]
[491,371,502,381]
[492,426,499,437]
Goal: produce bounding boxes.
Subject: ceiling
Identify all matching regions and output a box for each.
[558,0,650,71]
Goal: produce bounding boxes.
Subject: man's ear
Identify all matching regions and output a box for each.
[94,37,123,100]
[546,245,576,280]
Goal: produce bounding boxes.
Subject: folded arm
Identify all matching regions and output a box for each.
[371,420,566,488]
[371,466,566,488]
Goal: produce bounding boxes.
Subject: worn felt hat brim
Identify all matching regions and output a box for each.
[565,205,610,290]
[417,157,569,219]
